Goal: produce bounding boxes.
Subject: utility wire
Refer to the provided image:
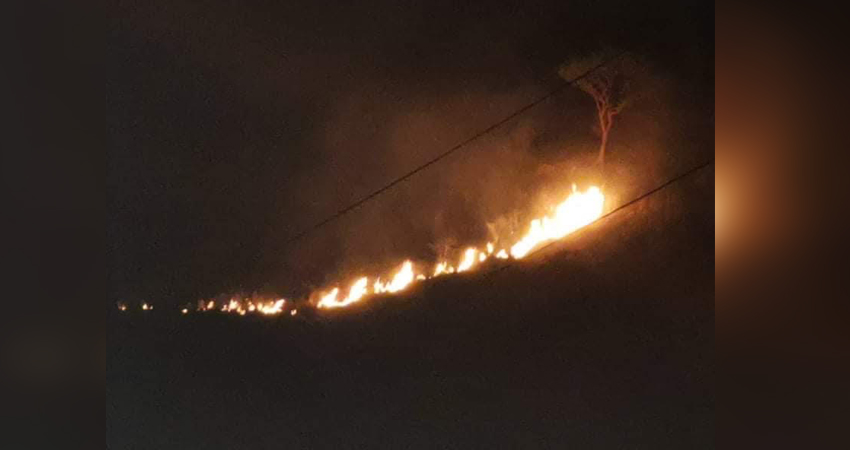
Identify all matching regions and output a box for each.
[524,158,714,260]
[317,158,713,308]
[282,52,626,247]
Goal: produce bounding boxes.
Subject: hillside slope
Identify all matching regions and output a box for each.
[108,166,713,449]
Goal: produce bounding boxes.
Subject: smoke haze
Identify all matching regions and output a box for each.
[108,0,711,303]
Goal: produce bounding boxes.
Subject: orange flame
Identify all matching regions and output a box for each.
[457,248,478,273]
[317,276,371,309]
[191,297,290,316]
[310,186,603,310]
[373,260,415,294]
[174,186,603,316]
[510,186,604,259]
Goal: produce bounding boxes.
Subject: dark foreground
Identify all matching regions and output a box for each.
[108,169,713,449]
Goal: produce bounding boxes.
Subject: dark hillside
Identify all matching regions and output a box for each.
[108,166,713,449]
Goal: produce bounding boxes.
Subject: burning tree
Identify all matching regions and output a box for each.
[558,52,640,166]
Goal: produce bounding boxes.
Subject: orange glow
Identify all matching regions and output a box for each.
[457,248,478,273]
[166,185,603,315]
[433,262,451,277]
[510,186,604,259]
[317,277,369,309]
[373,261,415,294]
[319,260,418,309]
[259,299,286,315]
[190,297,289,316]
[308,185,603,311]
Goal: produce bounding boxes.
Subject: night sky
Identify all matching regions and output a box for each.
[103,2,717,448]
[108,0,711,306]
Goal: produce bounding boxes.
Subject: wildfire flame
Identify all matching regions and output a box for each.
[376,260,416,294]
[509,185,604,259]
[433,262,453,277]
[456,248,478,273]
[314,185,604,310]
[192,297,289,316]
[319,260,419,309]
[138,185,603,316]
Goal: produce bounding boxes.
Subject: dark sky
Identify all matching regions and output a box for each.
[108,0,710,304]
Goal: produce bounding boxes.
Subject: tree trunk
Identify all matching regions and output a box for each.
[596,107,619,167]
[597,126,609,165]
[596,111,611,166]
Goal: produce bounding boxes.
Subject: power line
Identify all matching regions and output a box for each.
[282,52,626,247]
[313,158,712,308]
[434,158,713,290]
[523,158,714,260]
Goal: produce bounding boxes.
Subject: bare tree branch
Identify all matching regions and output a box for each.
[558,52,640,166]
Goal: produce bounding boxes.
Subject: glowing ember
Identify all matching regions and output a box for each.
[181,308,189,314]
[495,249,509,259]
[117,303,128,312]
[190,297,289,316]
[434,262,451,277]
[259,299,287,315]
[141,303,152,311]
[290,309,298,316]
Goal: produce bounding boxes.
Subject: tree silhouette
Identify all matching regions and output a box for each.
[559,52,638,166]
